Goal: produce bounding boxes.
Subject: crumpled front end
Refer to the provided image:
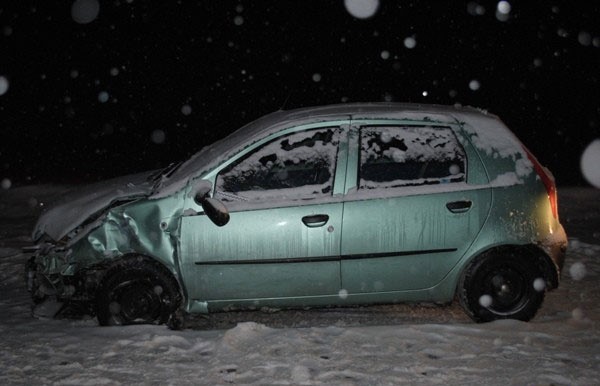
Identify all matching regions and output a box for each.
[25,241,107,319]
[26,193,184,319]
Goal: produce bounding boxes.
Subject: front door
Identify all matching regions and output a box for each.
[178,125,347,303]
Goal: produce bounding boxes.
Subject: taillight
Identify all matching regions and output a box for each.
[524,147,558,219]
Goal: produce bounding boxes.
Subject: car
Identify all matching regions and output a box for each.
[26,103,567,328]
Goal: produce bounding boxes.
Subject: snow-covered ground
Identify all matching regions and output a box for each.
[1,185,599,385]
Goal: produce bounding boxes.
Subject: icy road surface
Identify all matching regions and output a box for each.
[1,185,599,385]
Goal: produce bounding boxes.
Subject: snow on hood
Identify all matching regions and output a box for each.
[32,170,156,242]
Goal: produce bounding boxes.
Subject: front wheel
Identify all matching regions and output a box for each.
[95,256,182,326]
[458,249,546,322]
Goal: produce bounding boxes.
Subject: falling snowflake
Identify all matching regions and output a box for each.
[97,91,109,103]
[497,1,511,14]
[467,2,486,16]
[495,1,511,21]
[71,0,100,24]
[1,178,11,190]
[479,294,493,307]
[181,104,192,116]
[403,36,417,49]
[533,278,546,292]
[344,0,380,19]
[557,28,569,38]
[151,130,166,144]
[571,307,585,321]
[449,164,461,175]
[0,76,9,96]
[581,139,600,188]
[578,31,592,46]
[569,262,586,281]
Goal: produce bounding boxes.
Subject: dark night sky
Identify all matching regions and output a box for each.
[1,0,599,187]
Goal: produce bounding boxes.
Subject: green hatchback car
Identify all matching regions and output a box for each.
[27,103,567,327]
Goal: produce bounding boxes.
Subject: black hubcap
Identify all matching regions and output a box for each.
[484,267,527,313]
[112,280,162,323]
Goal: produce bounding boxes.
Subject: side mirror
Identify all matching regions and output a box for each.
[200,197,230,227]
[193,182,229,227]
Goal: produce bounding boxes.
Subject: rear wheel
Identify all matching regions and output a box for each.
[458,249,546,322]
[95,256,181,326]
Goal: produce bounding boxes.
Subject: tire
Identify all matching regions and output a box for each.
[458,249,546,323]
[95,256,182,326]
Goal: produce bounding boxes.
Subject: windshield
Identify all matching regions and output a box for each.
[149,112,291,198]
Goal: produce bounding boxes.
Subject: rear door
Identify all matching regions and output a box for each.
[178,123,348,302]
[340,122,492,293]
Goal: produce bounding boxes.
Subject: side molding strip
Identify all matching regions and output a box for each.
[194,248,457,265]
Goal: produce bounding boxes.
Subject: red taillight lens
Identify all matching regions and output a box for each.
[524,147,558,219]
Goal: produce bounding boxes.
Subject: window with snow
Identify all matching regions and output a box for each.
[359,126,466,189]
[215,128,340,202]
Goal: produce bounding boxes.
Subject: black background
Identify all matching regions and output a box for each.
[1,1,599,186]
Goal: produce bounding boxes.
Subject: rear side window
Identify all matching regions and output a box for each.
[215,127,340,202]
[359,126,466,189]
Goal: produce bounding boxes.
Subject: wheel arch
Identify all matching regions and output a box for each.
[95,253,186,305]
[94,253,186,326]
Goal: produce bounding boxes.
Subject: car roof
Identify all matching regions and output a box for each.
[246,102,497,128]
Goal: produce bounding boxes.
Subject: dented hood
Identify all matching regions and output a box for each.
[32,170,157,242]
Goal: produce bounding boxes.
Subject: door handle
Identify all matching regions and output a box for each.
[446,200,472,213]
[302,214,329,227]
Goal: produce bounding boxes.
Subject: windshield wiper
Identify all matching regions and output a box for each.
[149,162,183,192]
[148,162,182,182]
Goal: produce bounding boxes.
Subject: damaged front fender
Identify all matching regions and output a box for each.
[28,192,186,319]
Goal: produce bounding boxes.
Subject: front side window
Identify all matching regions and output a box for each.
[359,126,466,189]
[215,127,340,202]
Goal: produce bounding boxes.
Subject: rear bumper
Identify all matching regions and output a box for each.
[540,224,568,287]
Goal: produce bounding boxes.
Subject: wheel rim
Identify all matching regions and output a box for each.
[110,280,162,323]
[483,266,529,314]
